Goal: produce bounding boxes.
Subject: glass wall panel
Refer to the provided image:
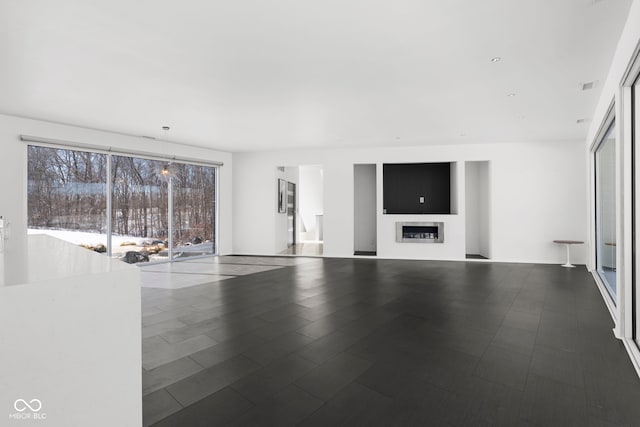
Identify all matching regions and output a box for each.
[111,156,169,262]
[596,121,617,302]
[172,164,216,258]
[28,146,218,264]
[27,146,108,252]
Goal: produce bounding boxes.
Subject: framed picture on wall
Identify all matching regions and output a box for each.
[278,179,287,213]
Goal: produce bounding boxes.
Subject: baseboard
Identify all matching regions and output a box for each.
[622,338,640,379]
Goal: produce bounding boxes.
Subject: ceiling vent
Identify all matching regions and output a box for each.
[581,81,597,91]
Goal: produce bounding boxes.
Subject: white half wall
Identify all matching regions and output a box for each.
[0,114,233,255]
[233,141,588,264]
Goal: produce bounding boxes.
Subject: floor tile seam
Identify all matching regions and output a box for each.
[294,401,329,426]
[470,363,530,393]
[240,350,277,368]
[186,354,210,370]
[143,363,209,397]
[532,338,579,355]
[356,367,457,402]
[293,346,327,366]
[158,386,185,410]
[519,310,546,398]
[289,379,331,403]
[226,360,321,407]
[475,322,503,363]
[228,384,265,407]
[142,321,189,336]
[145,336,218,359]
[143,315,188,328]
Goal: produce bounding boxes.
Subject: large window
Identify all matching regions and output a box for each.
[28,146,108,251]
[27,145,218,263]
[595,121,617,302]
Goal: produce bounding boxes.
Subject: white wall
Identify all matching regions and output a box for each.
[354,164,376,253]
[299,165,324,241]
[0,114,233,254]
[233,141,588,264]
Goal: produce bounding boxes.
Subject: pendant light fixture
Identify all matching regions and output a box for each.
[159,126,177,181]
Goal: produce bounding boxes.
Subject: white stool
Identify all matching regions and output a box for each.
[553,240,584,268]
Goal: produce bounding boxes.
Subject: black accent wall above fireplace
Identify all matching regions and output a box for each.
[383,162,451,214]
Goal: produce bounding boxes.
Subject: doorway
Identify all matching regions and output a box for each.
[287,182,296,247]
[277,165,323,256]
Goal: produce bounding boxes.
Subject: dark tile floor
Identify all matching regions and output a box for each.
[143,258,640,426]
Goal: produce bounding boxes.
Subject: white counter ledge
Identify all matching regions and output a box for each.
[0,234,134,286]
[0,234,142,427]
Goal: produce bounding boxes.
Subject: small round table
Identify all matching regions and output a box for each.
[553,240,584,268]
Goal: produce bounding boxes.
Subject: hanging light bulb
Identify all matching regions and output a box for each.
[159,126,176,181]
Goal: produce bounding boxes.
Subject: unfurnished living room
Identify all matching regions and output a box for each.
[2,1,640,426]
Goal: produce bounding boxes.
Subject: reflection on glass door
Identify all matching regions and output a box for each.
[596,121,617,302]
[172,164,216,259]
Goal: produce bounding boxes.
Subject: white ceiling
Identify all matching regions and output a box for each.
[0,0,633,152]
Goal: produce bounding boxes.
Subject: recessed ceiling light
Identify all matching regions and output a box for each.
[162,126,170,131]
[490,57,501,63]
[576,118,589,124]
[507,93,516,97]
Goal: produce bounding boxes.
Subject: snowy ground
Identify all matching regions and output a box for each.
[27,229,212,259]
[29,229,144,247]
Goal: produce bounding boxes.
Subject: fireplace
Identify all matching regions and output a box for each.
[396,222,444,243]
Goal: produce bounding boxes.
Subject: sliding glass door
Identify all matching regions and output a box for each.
[111,156,170,262]
[172,164,216,259]
[595,121,618,302]
[27,145,218,263]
